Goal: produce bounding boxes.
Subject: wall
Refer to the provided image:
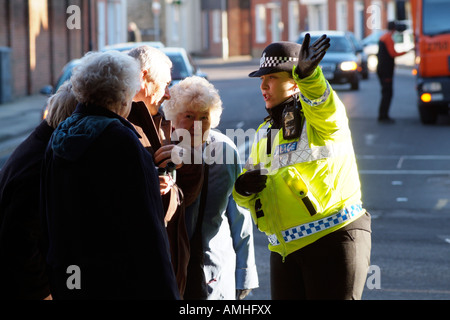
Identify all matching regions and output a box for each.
[0,0,93,98]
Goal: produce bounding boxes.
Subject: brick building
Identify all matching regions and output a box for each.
[250,0,306,57]
[250,0,408,58]
[0,0,127,101]
[198,0,252,57]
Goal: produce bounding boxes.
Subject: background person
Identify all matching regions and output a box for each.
[233,37,371,300]
[0,81,77,300]
[40,51,179,299]
[163,76,259,300]
[376,21,408,123]
[127,22,142,43]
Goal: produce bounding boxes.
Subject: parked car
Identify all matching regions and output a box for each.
[40,44,207,118]
[297,31,360,90]
[160,47,208,87]
[346,31,369,79]
[103,43,207,87]
[362,28,415,71]
[40,58,81,119]
[101,41,165,51]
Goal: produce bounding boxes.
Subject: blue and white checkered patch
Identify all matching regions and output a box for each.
[268,204,362,246]
[260,52,298,68]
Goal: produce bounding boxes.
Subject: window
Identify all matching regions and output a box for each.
[368,1,382,31]
[212,10,221,43]
[336,0,348,31]
[423,0,450,36]
[255,4,266,43]
[288,1,299,41]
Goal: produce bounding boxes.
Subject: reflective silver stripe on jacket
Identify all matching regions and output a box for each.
[271,123,355,171]
[299,81,331,107]
[268,204,363,246]
[244,122,271,171]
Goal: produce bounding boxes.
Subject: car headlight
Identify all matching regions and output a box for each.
[339,61,358,71]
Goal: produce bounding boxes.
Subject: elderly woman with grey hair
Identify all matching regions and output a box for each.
[162,76,259,300]
[40,51,179,299]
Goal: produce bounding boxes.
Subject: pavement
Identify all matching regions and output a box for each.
[0,94,48,167]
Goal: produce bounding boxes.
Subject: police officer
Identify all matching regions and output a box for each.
[233,35,372,300]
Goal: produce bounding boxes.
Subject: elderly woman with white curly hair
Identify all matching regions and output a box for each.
[40,50,179,300]
[162,76,259,300]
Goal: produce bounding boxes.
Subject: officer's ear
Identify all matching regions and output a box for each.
[290,82,299,94]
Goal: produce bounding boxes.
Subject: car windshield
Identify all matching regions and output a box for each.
[299,35,353,53]
[347,33,363,51]
[166,53,190,80]
[423,0,450,36]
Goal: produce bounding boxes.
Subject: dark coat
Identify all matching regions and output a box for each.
[0,120,54,299]
[41,103,179,299]
[127,101,207,299]
[128,101,192,298]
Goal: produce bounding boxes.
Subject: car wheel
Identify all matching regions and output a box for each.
[362,65,369,79]
[418,101,438,124]
[350,75,360,90]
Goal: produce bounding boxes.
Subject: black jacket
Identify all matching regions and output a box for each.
[376,32,401,79]
[0,121,54,299]
[41,103,179,299]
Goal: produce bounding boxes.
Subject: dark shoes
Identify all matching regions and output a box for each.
[378,117,395,124]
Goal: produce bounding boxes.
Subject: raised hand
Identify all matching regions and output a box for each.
[295,33,330,79]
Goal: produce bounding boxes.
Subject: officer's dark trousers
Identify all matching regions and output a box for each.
[270,228,371,300]
[377,76,393,120]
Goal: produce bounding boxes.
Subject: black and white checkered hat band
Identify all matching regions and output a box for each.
[260,55,298,68]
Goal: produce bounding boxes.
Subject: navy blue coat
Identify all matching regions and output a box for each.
[0,121,54,299]
[41,103,179,299]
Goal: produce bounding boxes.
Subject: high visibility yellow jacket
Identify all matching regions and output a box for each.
[232,66,365,258]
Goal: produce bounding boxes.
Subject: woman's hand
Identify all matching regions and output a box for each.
[154,144,184,169]
[159,175,174,196]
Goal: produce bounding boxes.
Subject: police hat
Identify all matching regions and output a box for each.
[249,41,301,77]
